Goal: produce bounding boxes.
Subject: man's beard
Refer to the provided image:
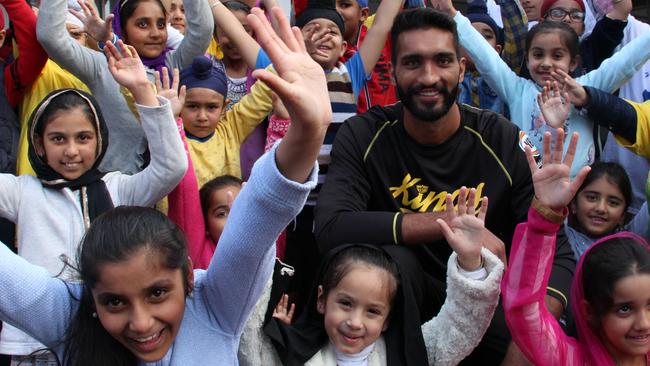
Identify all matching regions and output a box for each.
[398,82,459,122]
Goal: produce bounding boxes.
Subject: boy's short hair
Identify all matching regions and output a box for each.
[296,0,345,34]
[390,8,461,64]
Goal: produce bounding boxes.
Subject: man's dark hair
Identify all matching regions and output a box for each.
[390,8,461,65]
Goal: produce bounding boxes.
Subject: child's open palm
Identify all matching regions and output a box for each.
[537,81,570,129]
[154,67,186,118]
[525,130,591,211]
[249,7,331,133]
[104,40,149,91]
[437,188,488,271]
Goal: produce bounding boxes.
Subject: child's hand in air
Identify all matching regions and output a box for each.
[272,294,295,326]
[537,80,570,129]
[155,67,186,118]
[428,0,456,15]
[70,0,114,43]
[437,187,488,271]
[105,40,159,106]
[248,6,331,182]
[551,69,588,107]
[525,130,591,211]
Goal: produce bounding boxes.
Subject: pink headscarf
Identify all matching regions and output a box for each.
[570,231,650,366]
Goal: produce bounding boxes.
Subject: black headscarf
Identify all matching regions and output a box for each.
[263,244,445,366]
[28,89,114,226]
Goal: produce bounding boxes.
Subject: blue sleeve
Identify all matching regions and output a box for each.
[627,201,649,238]
[0,242,79,350]
[202,145,317,335]
[345,52,369,98]
[255,49,272,70]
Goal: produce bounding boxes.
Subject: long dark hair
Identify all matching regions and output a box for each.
[62,206,190,366]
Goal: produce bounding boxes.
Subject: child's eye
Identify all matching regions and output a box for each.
[104,297,125,310]
[137,21,148,28]
[214,209,228,219]
[367,308,382,316]
[608,199,621,207]
[150,288,168,301]
[338,300,352,308]
[616,305,632,315]
[584,193,598,202]
[157,20,166,29]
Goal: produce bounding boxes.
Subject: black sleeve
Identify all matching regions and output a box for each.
[314,121,403,253]
[584,86,638,142]
[0,121,18,174]
[580,17,627,71]
[546,226,577,309]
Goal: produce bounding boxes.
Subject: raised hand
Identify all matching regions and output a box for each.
[248,7,331,182]
[525,130,591,211]
[105,40,159,106]
[550,69,588,107]
[428,0,456,15]
[538,81,570,129]
[155,67,186,118]
[272,293,295,326]
[436,188,488,271]
[70,0,114,43]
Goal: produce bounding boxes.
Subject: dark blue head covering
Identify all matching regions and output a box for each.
[296,0,345,34]
[179,56,228,97]
[467,1,505,46]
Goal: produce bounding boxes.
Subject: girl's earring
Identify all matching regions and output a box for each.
[92,311,97,318]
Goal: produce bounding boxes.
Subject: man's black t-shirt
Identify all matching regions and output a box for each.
[315,102,574,306]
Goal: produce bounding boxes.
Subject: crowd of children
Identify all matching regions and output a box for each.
[0,0,648,365]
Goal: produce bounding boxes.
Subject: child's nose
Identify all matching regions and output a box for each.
[129,304,155,333]
[635,310,650,330]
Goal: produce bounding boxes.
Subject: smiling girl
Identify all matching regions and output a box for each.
[0,41,186,365]
[36,0,212,175]
[503,130,650,366]
[0,6,332,366]
[241,189,504,366]
[432,0,650,178]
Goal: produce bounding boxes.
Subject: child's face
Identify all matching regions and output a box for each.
[526,31,577,87]
[35,108,98,180]
[335,0,368,44]
[598,273,650,362]
[91,248,192,362]
[66,22,87,47]
[180,88,226,138]
[302,19,346,71]
[215,10,252,63]
[543,0,585,36]
[521,0,543,20]
[571,176,626,238]
[464,22,502,71]
[206,185,241,243]
[317,264,394,354]
[124,0,168,59]
[162,0,185,35]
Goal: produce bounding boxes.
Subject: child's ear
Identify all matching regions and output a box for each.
[316,285,326,314]
[569,54,581,73]
[381,317,390,332]
[581,299,597,328]
[570,200,577,215]
[186,256,195,296]
[495,44,503,55]
[34,136,46,157]
[338,40,348,59]
[360,7,369,23]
